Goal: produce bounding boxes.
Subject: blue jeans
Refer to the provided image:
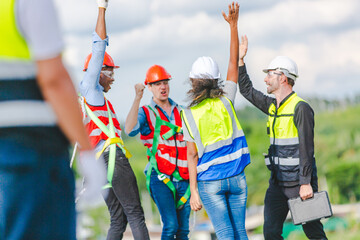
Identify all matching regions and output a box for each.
[150,170,191,240]
[0,127,75,240]
[198,172,248,240]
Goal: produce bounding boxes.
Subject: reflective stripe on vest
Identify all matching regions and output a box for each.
[141,106,186,148]
[83,98,122,148]
[266,93,304,182]
[0,100,57,127]
[183,97,250,174]
[140,105,188,179]
[269,137,299,145]
[0,61,37,79]
[265,156,300,166]
[157,151,188,168]
[142,105,190,209]
[81,96,131,189]
[83,110,118,125]
[89,127,121,137]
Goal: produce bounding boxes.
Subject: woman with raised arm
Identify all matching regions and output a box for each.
[182,2,250,240]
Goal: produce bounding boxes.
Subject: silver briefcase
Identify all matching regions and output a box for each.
[288,191,332,225]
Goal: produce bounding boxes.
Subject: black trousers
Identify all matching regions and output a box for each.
[263,182,327,240]
[102,148,149,240]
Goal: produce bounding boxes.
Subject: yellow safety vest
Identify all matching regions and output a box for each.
[0,0,31,59]
[0,0,57,128]
[265,92,305,183]
[182,97,250,181]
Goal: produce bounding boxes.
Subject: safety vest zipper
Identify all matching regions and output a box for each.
[271,107,278,169]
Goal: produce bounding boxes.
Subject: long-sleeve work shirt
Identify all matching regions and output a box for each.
[238,64,316,186]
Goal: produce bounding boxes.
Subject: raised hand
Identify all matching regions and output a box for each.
[222,2,239,26]
[134,83,145,100]
[239,35,248,61]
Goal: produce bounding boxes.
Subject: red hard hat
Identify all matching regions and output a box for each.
[145,65,172,85]
[83,52,120,71]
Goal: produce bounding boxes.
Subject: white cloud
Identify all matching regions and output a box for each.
[150,0,229,15]
[56,0,360,121]
[240,0,359,42]
[55,0,151,33]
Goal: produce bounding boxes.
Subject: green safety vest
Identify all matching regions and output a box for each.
[266,92,305,183]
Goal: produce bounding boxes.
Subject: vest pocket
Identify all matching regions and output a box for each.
[276,166,300,182]
[277,145,299,158]
[271,145,300,182]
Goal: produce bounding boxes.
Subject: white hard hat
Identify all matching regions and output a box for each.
[189,56,221,79]
[263,56,298,80]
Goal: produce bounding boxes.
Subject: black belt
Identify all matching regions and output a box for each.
[0,79,43,101]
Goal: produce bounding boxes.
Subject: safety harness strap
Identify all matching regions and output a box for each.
[83,98,131,158]
[83,97,132,189]
[145,105,190,209]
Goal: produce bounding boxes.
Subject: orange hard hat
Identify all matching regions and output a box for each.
[83,52,120,71]
[145,65,172,85]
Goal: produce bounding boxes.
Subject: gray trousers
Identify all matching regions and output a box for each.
[102,148,150,240]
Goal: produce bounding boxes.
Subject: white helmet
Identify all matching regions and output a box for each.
[263,56,298,80]
[189,56,221,80]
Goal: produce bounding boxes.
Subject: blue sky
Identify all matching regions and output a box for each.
[55,0,360,122]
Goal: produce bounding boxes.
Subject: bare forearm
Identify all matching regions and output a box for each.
[96,8,106,40]
[125,97,142,134]
[37,56,92,150]
[187,144,199,192]
[227,24,239,83]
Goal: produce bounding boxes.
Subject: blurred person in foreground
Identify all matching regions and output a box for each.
[79,0,149,239]
[0,0,106,239]
[237,35,328,239]
[182,3,251,239]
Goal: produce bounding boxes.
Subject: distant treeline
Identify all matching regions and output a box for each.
[307,93,360,112]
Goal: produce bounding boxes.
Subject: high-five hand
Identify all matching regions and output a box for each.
[222,2,239,26]
[239,35,248,63]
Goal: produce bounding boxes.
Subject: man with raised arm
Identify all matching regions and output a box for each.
[79,1,149,239]
[237,35,328,239]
